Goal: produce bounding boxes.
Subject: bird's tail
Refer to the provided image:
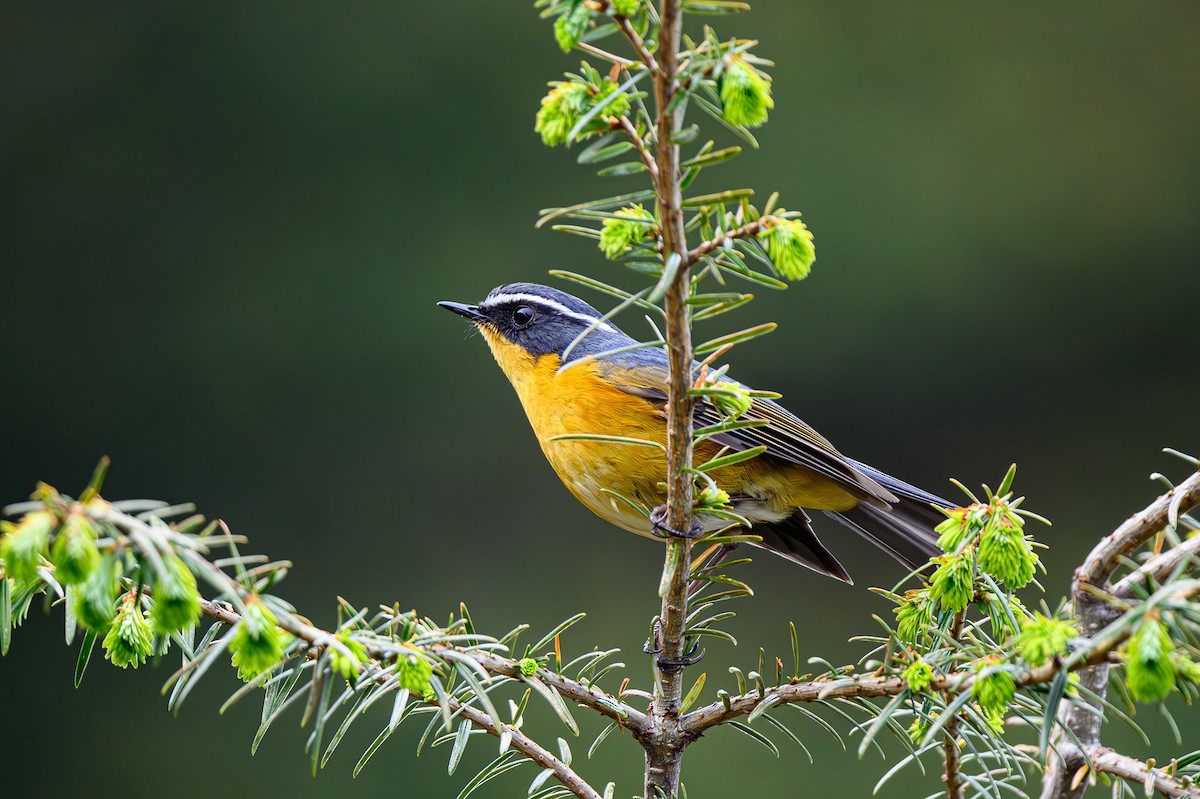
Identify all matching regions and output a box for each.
[825,461,949,573]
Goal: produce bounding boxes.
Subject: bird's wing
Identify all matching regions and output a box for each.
[601,360,895,506]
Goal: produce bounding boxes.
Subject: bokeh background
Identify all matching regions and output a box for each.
[3,2,1198,796]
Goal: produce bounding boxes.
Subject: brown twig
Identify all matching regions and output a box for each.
[1112,533,1200,600]
[681,582,1200,737]
[942,609,968,799]
[1041,467,1200,799]
[1087,747,1200,798]
[194,598,611,799]
[615,13,659,73]
[686,218,770,265]
[680,647,1117,735]
[617,115,659,182]
[194,596,649,732]
[640,2,695,798]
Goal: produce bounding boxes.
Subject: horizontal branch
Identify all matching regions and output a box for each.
[686,218,768,265]
[197,596,650,731]
[196,598,612,799]
[681,581,1200,737]
[1077,469,1200,588]
[1087,747,1200,799]
[1112,533,1200,600]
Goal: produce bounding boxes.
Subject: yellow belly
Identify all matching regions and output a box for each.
[479,329,857,534]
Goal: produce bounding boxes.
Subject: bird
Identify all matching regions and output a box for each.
[439,282,948,584]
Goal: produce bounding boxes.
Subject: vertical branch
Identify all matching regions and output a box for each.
[644,1,693,797]
[1040,470,1200,799]
[942,610,967,799]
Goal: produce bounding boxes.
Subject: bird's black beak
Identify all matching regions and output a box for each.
[437,301,485,322]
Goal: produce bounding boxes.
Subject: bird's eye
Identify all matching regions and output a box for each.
[513,306,535,328]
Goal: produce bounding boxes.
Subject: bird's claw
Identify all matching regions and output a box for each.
[656,641,705,674]
[649,504,704,539]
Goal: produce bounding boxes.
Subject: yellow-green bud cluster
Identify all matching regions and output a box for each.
[151,555,202,635]
[1123,615,1176,702]
[893,588,934,643]
[719,56,773,128]
[977,511,1036,588]
[928,552,975,614]
[535,78,630,147]
[902,659,934,693]
[971,658,1015,716]
[710,381,754,419]
[73,554,120,631]
[695,486,732,511]
[757,217,815,281]
[397,653,435,694]
[50,511,100,585]
[610,0,641,15]
[519,657,540,677]
[0,510,56,584]
[934,505,987,553]
[103,591,154,669]
[1015,614,1076,666]
[554,3,591,53]
[599,204,656,260]
[330,634,369,682]
[229,598,285,681]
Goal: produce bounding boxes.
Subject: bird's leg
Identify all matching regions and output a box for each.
[687,542,738,597]
[655,640,706,673]
[648,504,704,539]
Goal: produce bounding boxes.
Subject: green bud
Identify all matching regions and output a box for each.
[1123,616,1176,702]
[894,589,933,643]
[978,704,1005,734]
[934,507,975,553]
[229,598,286,681]
[49,510,100,585]
[330,635,369,682]
[103,591,154,668]
[971,658,1015,716]
[1015,614,1077,666]
[719,56,774,128]
[554,2,591,53]
[535,78,630,147]
[977,517,1036,588]
[599,204,656,259]
[73,554,120,631]
[397,653,434,694]
[519,657,539,677]
[610,0,641,15]
[757,217,815,281]
[902,659,933,693]
[151,555,202,635]
[696,486,731,510]
[1173,654,1200,685]
[928,552,975,614]
[711,381,753,419]
[1,510,56,584]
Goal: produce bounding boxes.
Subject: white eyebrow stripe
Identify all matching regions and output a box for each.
[480,293,617,333]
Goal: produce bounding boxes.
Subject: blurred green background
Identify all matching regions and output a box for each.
[2,2,1198,796]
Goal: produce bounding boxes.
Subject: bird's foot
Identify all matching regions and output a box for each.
[649,504,704,540]
[656,641,706,674]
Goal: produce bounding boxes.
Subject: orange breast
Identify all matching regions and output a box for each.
[479,328,857,534]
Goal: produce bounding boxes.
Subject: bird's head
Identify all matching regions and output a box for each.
[438,283,633,371]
